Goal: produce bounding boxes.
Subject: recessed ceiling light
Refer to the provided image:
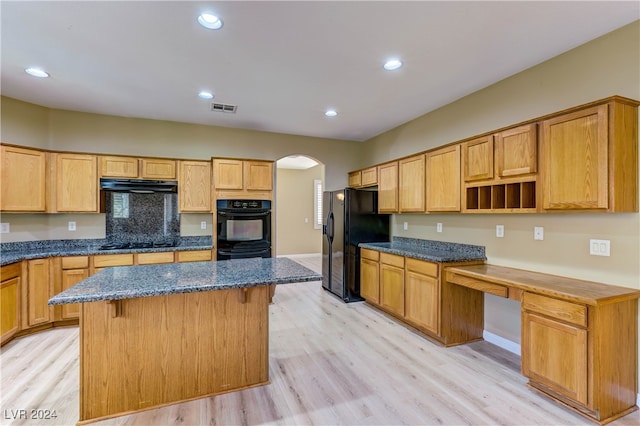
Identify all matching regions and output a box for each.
[25,67,49,78]
[198,91,214,99]
[383,59,403,71]
[325,109,337,117]
[198,13,223,30]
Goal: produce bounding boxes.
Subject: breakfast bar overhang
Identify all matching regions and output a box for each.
[48,257,321,424]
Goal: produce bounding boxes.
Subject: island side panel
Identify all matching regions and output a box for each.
[79,287,269,422]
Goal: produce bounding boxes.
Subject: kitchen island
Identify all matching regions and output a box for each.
[48,257,321,424]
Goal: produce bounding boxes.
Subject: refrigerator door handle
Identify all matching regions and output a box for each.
[328,212,335,242]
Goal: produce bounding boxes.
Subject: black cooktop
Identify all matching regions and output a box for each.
[98,242,177,251]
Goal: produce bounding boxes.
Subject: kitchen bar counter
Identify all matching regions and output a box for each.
[360,237,486,263]
[49,257,321,305]
[0,237,212,266]
[48,257,321,424]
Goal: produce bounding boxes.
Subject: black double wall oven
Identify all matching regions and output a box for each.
[216,200,272,260]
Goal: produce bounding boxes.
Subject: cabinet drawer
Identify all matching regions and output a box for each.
[136,252,175,265]
[62,256,89,269]
[380,253,404,268]
[93,254,134,268]
[177,250,212,262]
[1,263,21,281]
[445,271,508,298]
[361,248,379,261]
[522,292,587,327]
[406,258,437,277]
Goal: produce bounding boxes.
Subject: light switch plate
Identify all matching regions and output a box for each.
[436,223,443,233]
[496,225,504,238]
[403,222,408,231]
[68,221,76,231]
[0,223,9,233]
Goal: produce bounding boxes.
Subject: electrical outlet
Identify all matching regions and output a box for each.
[403,222,408,231]
[436,223,443,233]
[304,217,309,223]
[590,239,611,256]
[496,225,504,238]
[200,221,207,230]
[534,226,544,240]
[68,221,76,231]
[0,223,9,233]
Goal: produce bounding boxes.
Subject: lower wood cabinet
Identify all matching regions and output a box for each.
[379,253,405,317]
[177,250,213,262]
[27,259,53,326]
[359,249,380,304]
[1,263,21,344]
[404,258,439,334]
[136,252,175,265]
[59,256,90,320]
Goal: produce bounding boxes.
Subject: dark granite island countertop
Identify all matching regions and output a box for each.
[49,257,321,305]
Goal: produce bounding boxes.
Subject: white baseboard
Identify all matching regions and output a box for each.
[482,330,521,356]
[482,331,640,405]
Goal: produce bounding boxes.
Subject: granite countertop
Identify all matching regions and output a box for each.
[360,237,486,263]
[49,257,321,305]
[0,237,212,266]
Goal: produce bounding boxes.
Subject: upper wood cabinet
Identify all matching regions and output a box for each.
[0,145,46,212]
[462,135,494,182]
[540,99,637,212]
[399,155,425,213]
[426,145,461,212]
[377,161,398,213]
[349,167,378,188]
[495,124,537,178]
[213,159,273,191]
[51,153,98,213]
[179,160,211,212]
[100,156,176,179]
[348,171,362,188]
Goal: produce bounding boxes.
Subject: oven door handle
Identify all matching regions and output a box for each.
[217,210,270,217]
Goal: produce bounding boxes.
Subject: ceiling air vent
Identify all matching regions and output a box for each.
[210,102,237,113]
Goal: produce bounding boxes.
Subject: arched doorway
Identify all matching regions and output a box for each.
[274,155,325,256]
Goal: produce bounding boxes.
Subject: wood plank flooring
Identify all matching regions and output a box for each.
[1,254,638,425]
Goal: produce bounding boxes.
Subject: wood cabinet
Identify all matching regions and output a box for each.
[59,256,89,320]
[495,124,537,178]
[378,161,398,213]
[179,160,211,212]
[176,250,213,262]
[462,135,494,182]
[348,167,377,188]
[399,155,425,213]
[91,253,134,275]
[26,259,52,326]
[100,156,176,179]
[1,145,47,212]
[136,252,175,265]
[404,258,439,334]
[426,145,461,212]
[540,98,637,212]
[359,248,380,304]
[1,263,21,344]
[348,171,362,188]
[213,158,273,197]
[51,153,98,212]
[379,253,405,317]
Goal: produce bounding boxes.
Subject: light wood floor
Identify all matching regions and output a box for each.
[1,254,639,426]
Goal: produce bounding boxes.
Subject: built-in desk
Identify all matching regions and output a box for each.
[446,264,640,425]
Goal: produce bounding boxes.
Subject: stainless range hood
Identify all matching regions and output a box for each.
[100,178,178,193]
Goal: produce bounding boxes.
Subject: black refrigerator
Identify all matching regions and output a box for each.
[322,188,390,302]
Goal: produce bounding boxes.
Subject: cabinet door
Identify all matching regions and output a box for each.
[179,161,211,212]
[177,250,212,262]
[348,171,362,188]
[360,258,380,304]
[361,167,378,187]
[426,145,461,212]
[522,311,588,405]
[1,276,20,343]
[541,105,608,210]
[378,161,398,213]
[380,263,404,317]
[405,271,439,334]
[245,161,273,191]
[463,136,494,181]
[141,159,176,179]
[60,269,87,319]
[100,156,138,178]
[55,154,98,212]
[27,259,52,326]
[399,155,425,212]
[495,124,537,178]
[0,145,46,211]
[213,159,244,189]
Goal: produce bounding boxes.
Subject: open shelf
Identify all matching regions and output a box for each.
[465,180,536,212]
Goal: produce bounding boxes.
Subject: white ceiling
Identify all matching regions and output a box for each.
[1,1,638,142]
